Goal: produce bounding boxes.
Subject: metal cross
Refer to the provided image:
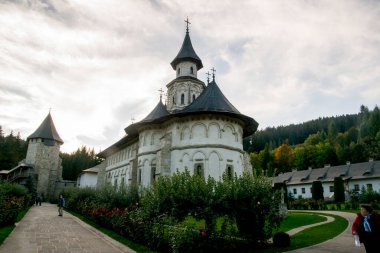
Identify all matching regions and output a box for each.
[158,88,164,101]
[185,16,191,33]
[210,67,216,81]
[206,72,211,84]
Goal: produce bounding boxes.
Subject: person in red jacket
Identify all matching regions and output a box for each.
[352,204,380,253]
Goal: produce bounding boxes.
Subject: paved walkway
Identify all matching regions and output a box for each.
[286,210,365,253]
[0,204,135,253]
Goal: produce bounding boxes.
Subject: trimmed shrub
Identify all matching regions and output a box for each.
[334,177,345,203]
[273,232,291,247]
[312,181,324,201]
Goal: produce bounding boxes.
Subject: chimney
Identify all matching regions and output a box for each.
[369,158,374,162]
[324,164,331,168]
[308,167,312,171]
[346,161,351,165]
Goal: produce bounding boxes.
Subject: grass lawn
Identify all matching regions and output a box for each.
[0,206,31,245]
[66,210,157,253]
[257,213,348,253]
[276,212,327,232]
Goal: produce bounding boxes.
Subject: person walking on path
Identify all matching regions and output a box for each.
[352,204,380,253]
[58,194,65,216]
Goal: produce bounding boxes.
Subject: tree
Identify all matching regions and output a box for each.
[61,146,103,180]
[274,143,294,175]
[312,181,324,201]
[333,177,345,203]
[369,106,380,138]
[328,120,338,143]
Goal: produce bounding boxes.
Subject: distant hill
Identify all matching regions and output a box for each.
[244,114,358,152]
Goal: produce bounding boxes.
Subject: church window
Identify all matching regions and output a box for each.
[177,68,180,75]
[151,166,156,182]
[192,94,196,102]
[121,177,125,188]
[226,166,233,179]
[181,93,185,104]
[138,169,142,185]
[190,66,194,74]
[194,164,204,177]
[114,178,118,189]
[173,96,176,105]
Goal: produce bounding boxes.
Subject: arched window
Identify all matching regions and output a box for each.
[173,96,176,105]
[194,164,204,177]
[192,94,196,102]
[151,166,156,182]
[181,93,185,104]
[226,166,233,179]
[177,68,180,75]
[190,66,194,74]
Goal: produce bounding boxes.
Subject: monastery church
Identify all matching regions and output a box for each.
[1,21,258,195]
[96,21,258,188]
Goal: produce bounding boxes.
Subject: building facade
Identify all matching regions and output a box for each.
[273,160,380,201]
[98,24,258,188]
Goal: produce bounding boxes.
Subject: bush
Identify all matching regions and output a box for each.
[273,232,291,247]
[0,181,30,226]
[63,171,284,252]
[334,177,345,203]
[312,181,324,201]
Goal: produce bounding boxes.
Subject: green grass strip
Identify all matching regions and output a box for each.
[277,212,327,232]
[0,206,31,245]
[257,213,348,253]
[66,210,157,253]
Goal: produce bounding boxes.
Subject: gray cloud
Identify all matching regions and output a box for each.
[1,0,380,152]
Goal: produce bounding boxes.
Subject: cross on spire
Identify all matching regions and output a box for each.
[158,88,164,101]
[48,107,52,113]
[210,67,216,81]
[206,72,211,84]
[185,16,191,33]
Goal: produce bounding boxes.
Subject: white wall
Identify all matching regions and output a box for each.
[78,173,98,188]
[287,178,380,200]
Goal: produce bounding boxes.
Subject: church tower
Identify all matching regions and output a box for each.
[166,18,206,112]
[25,112,63,200]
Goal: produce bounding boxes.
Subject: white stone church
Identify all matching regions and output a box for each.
[97,23,258,188]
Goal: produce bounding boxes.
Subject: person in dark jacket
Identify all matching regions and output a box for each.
[352,204,380,253]
[58,195,65,216]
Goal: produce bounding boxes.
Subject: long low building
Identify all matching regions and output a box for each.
[273,160,380,200]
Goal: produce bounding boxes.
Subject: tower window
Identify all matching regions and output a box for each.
[173,96,176,105]
[190,66,194,74]
[181,93,185,105]
[177,68,180,75]
[192,94,196,102]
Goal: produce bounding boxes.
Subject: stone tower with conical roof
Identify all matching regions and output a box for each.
[166,18,206,112]
[25,112,63,200]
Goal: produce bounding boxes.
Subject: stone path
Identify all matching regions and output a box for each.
[0,204,135,253]
[286,210,366,253]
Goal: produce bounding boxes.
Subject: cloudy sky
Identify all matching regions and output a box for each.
[1,0,379,153]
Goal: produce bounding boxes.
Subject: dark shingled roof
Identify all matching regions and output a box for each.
[182,80,240,114]
[170,31,203,70]
[28,113,63,144]
[141,100,169,123]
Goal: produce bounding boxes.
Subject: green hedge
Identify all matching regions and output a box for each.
[0,181,30,227]
[63,171,284,252]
